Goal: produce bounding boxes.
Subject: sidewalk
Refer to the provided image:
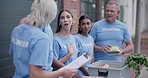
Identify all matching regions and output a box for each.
[140,31,148,78]
[139,66,148,78]
[130,30,148,78]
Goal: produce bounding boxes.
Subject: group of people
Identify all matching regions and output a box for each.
[9,0,133,78]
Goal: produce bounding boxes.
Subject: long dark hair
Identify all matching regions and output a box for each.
[78,15,90,34]
[56,10,73,33]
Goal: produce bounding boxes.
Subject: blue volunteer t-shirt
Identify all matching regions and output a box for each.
[90,19,131,62]
[53,34,79,65]
[41,25,54,71]
[9,24,53,78]
[75,34,94,76]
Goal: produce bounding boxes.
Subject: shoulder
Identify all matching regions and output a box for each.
[69,34,75,38]
[116,20,126,26]
[11,24,22,33]
[114,20,128,30]
[88,35,94,39]
[94,19,106,25]
[88,35,94,41]
[53,34,61,40]
[92,19,106,29]
[69,34,77,42]
[13,24,48,38]
[74,34,81,38]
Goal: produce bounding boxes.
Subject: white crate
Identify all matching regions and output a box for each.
[88,60,130,78]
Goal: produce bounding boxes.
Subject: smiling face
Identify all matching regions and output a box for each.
[105,3,120,22]
[80,19,91,36]
[59,11,73,31]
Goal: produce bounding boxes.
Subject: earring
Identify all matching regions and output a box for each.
[72,22,74,26]
[79,27,82,31]
[59,23,61,27]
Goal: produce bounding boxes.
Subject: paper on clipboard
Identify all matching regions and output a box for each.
[60,53,91,69]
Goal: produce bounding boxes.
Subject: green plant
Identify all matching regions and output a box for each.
[125,53,148,78]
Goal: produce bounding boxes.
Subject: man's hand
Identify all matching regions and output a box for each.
[100,45,111,52]
[112,49,124,56]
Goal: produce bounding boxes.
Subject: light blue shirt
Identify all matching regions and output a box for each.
[90,19,131,62]
[53,34,79,65]
[41,26,54,71]
[9,24,53,78]
[75,34,94,76]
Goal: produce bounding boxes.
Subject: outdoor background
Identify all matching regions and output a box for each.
[0,0,148,78]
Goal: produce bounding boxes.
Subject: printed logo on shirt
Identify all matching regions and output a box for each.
[102,28,120,31]
[12,37,28,48]
[82,43,93,47]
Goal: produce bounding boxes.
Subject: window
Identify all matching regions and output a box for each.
[81,0,96,22]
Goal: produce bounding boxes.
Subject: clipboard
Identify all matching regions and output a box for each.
[60,53,91,69]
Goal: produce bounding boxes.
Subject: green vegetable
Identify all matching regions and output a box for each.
[109,46,120,52]
[125,53,148,78]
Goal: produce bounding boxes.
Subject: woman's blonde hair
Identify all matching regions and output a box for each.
[25,0,57,27]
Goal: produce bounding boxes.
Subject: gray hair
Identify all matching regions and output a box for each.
[106,1,120,11]
[25,0,57,27]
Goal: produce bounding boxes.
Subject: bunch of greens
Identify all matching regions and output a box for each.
[125,53,148,78]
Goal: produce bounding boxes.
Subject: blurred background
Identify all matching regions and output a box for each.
[0,0,147,78]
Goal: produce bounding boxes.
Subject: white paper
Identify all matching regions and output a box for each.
[60,53,91,69]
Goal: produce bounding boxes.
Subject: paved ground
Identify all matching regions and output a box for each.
[141,30,148,39]
[130,30,148,78]
[140,30,148,78]
[139,66,148,78]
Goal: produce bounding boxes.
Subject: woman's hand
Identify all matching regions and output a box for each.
[66,43,74,56]
[58,68,77,78]
[19,17,26,25]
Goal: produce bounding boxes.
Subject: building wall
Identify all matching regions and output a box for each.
[62,0,80,34]
[0,0,34,78]
[50,0,62,33]
[119,0,148,36]
[141,0,148,31]
[135,0,148,32]
[119,0,136,36]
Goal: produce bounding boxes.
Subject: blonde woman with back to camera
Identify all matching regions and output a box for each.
[9,0,77,78]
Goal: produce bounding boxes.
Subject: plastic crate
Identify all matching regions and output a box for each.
[88,60,130,78]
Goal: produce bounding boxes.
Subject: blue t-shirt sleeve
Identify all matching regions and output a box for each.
[9,37,13,56]
[53,39,60,59]
[90,24,97,42]
[9,30,15,56]
[29,38,49,67]
[75,36,82,56]
[123,27,132,42]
